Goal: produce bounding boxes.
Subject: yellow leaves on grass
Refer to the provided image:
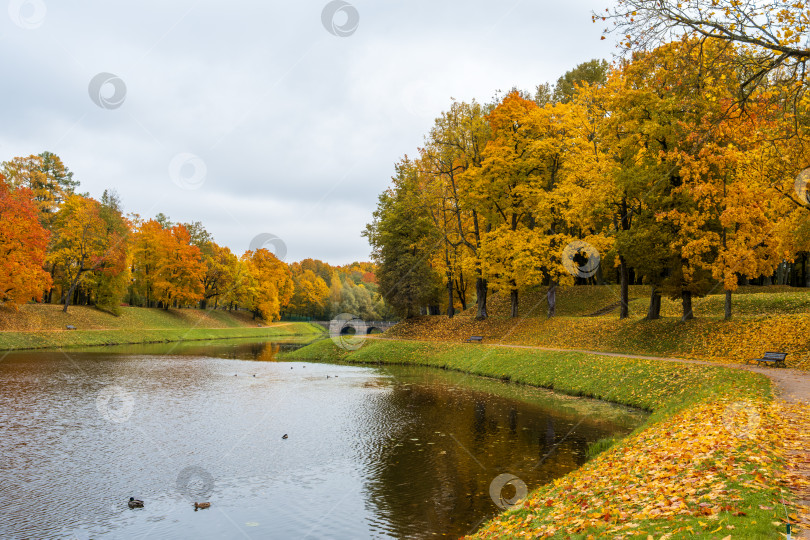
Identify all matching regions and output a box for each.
[471,399,787,538]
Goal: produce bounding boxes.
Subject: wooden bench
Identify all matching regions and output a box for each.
[464,336,483,343]
[748,351,787,368]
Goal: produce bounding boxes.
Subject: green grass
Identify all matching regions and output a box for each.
[585,437,617,459]
[284,339,789,539]
[0,323,324,351]
[0,304,265,332]
[284,339,767,416]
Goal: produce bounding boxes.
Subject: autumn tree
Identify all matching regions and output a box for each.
[422,100,492,319]
[470,92,540,317]
[0,176,52,307]
[599,0,809,132]
[600,0,810,65]
[553,59,610,104]
[364,158,444,318]
[49,195,114,312]
[288,267,330,318]
[1,152,76,225]
[130,219,205,309]
[242,248,294,321]
[90,190,130,314]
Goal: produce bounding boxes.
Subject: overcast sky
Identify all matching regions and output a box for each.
[1,0,615,265]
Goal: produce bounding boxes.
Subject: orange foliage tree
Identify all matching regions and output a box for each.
[243,249,294,321]
[0,176,52,307]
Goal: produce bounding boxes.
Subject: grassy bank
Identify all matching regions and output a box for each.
[0,324,324,351]
[0,303,265,332]
[286,339,796,538]
[387,286,810,368]
[0,304,324,351]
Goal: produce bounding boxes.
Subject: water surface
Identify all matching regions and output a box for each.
[0,339,646,539]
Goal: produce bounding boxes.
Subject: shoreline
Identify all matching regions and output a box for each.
[284,338,794,538]
[0,322,324,352]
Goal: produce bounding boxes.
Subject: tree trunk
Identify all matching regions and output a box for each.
[619,256,629,319]
[447,273,454,318]
[724,290,732,320]
[510,288,518,318]
[547,281,557,318]
[681,291,694,321]
[456,282,467,311]
[475,277,488,320]
[200,298,208,310]
[62,273,84,313]
[455,274,467,311]
[646,286,661,320]
[46,263,57,304]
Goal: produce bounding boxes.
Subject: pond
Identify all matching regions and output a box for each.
[0,339,647,539]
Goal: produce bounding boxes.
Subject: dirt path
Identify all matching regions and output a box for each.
[476,343,810,402]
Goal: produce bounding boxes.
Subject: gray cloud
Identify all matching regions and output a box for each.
[1,0,613,264]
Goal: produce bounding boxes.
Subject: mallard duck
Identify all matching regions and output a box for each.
[128,497,144,508]
[282,434,288,439]
[194,502,211,510]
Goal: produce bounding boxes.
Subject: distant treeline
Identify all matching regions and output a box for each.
[0,152,392,322]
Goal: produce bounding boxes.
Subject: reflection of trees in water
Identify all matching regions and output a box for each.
[358,378,635,539]
[254,342,281,362]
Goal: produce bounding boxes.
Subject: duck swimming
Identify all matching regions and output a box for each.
[128,497,144,508]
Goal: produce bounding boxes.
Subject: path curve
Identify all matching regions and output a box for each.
[492,343,810,403]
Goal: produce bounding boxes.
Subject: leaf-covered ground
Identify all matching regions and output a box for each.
[386,289,810,368]
[472,399,793,539]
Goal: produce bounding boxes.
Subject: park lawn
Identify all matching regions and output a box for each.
[0,303,264,332]
[0,304,325,351]
[386,296,810,368]
[0,322,324,351]
[285,338,799,539]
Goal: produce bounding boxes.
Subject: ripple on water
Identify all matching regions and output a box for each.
[0,344,646,539]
